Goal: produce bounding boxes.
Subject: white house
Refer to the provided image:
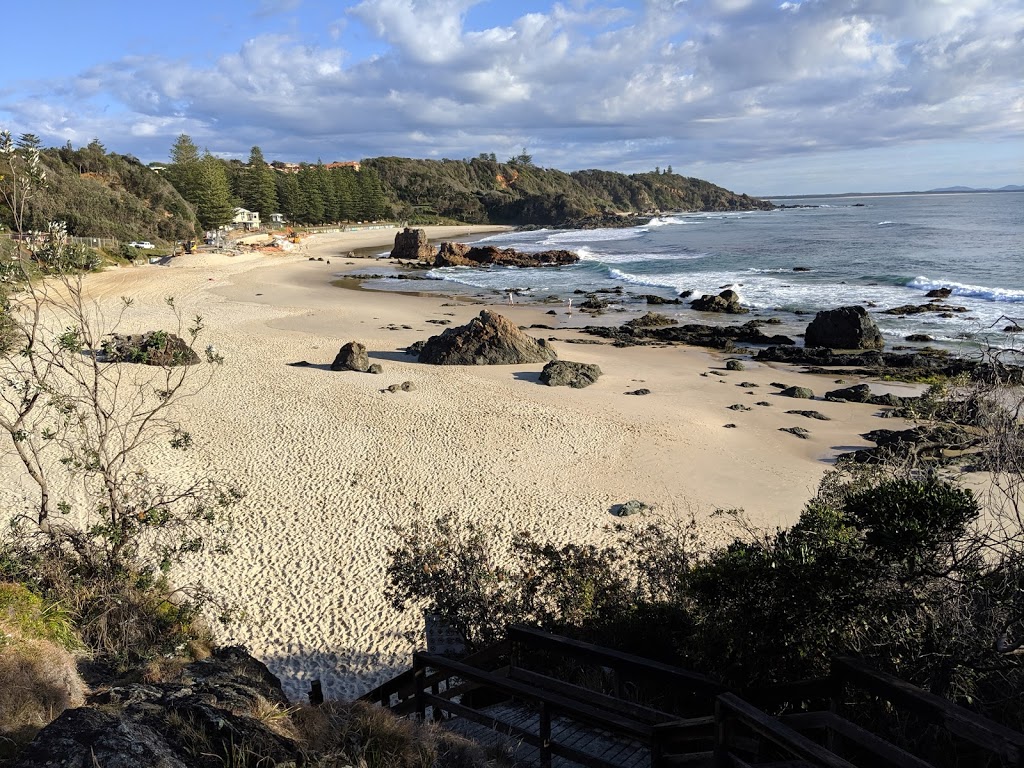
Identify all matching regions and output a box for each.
[232,208,261,231]
[269,213,286,226]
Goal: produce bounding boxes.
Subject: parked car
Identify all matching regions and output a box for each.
[128,241,155,249]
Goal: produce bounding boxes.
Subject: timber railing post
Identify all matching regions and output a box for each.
[539,700,552,768]
[414,655,426,721]
[713,696,730,768]
[828,658,847,757]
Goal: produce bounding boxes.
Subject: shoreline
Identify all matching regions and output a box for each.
[0,227,921,701]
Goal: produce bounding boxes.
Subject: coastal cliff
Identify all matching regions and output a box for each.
[364,156,773,226]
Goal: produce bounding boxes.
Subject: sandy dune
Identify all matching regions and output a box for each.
[0,225,918,701]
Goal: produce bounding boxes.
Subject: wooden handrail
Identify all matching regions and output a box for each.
[359,639,510,708]
[415,651,658,740]
[715,693,857,768]
[834,657,1024,765]
[509,625,726,695]
[781,711,934,768]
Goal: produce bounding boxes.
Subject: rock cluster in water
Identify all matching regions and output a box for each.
[389,228,578,268]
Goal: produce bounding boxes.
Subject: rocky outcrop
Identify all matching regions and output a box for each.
[625,312,677,329]
[540,360,602,388]
[925,288,953,299]
[690,289,747,314]
[428,243,579,268]
[391,227,436,261]
[825,383,913,407]
[804,306,884,349]
[418,310,557,365]
[881,302,968,315]
[102,332,200,366]
[641,294,682,305]
[14,647,296,768]
[839,424,986,467]
[582,320,794,350]
[331,341,371,372]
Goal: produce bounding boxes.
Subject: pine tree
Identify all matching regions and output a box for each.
[240,146,278,219]
[356,168,389,220]
[332,168,357,221]
[275,172,301,222]
[194,154,234,230]
[166,134,203,206]
[314,162,337,224]
[296,165,324,224]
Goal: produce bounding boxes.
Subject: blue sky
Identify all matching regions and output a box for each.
[2,0,1021,195]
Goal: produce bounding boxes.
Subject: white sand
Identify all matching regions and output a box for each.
[0,225,917,701]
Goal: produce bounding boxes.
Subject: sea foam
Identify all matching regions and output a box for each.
[908,276,1024,303]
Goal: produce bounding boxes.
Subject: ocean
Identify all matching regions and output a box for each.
[365,191,1024,353]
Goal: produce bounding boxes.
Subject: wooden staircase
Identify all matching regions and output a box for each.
[359,626,1024,768]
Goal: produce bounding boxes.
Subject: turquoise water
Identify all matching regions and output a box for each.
[377,191,1024,350]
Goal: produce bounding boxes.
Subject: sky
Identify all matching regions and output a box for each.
[1,0,1021,196]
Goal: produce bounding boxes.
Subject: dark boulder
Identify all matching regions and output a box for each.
[540,360,602,388]
[418,310,557,365]
[826,383,872,403]
[390,227,436,262]
[690,289,748,314]
[804,306,884,349]
[102,332,200,366]
[331,341,371,372]
[14,648,298,768]
[780,386,814,399]
[642,294,682,305]
[925,287,952,299]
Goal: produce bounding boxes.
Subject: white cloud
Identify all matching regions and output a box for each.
[1,0,1021,191]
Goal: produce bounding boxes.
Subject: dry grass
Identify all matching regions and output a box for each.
[0,628,87,756]
[292,699,487,768]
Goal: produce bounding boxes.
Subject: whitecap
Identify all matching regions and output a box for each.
[908,276,1024,303]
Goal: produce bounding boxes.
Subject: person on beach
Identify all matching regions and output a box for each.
[508,292,515,305]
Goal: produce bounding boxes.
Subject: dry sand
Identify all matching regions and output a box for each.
[0,224,919,701]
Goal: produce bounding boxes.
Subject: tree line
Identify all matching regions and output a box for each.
[1,130,775,244]
[164,135,390,230]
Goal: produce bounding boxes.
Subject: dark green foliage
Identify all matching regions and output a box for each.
[0,145,198,243]
[0,534,212,667]
[387,474,1024,731]
[239,146,278,218]
[844,479,976,564]
[193,154,234,230]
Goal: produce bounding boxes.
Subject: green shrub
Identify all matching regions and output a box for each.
[0,583,87,759]
[0,583,78,651]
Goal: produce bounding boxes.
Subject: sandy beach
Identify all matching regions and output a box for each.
[0,224,919,701]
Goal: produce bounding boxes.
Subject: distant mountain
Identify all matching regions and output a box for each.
[928,185,1024,193]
